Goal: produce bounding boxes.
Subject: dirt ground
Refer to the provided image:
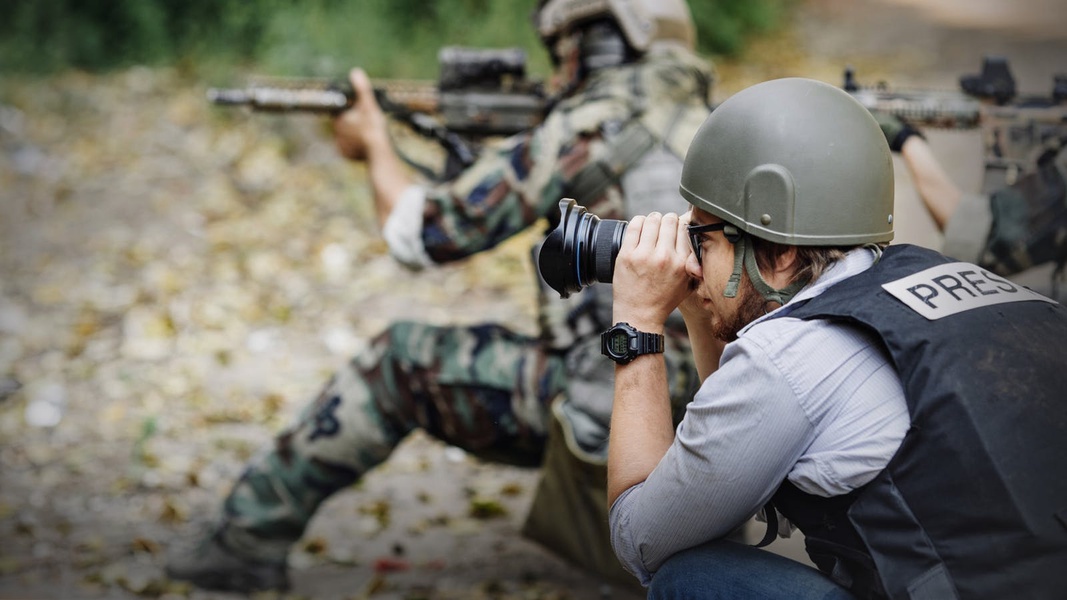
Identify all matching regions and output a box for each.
[1,1,1065,599]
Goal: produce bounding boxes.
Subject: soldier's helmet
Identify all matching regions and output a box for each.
[534,0,696,55]
[680,77,895,246]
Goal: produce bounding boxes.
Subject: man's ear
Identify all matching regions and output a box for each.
[769,246,799,288]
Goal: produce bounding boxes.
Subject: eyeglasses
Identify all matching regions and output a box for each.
[687,222,741,265]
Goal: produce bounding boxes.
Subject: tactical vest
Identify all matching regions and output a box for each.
[769,244,1067,600]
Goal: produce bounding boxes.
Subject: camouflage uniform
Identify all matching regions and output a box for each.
[217,46,716,563]
[943,143,1067,296]
[873,106,1067,293]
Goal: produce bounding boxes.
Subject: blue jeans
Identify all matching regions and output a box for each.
[648,540,857,600]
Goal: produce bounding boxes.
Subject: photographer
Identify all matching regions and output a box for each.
[167,0,713,592]
[604,78,1067,599]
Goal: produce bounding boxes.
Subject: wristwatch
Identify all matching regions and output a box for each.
[601,322,665,365]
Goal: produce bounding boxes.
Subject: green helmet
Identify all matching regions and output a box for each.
[535,0,696,54]
[679,77,894,246]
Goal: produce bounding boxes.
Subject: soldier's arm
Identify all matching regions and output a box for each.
[898,135,962,232]
[417,118,574,263]
[870,110,963,232]
[334,67,557,269]
[333,69,414,230]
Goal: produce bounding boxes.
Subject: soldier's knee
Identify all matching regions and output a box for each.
[373,321,432,360]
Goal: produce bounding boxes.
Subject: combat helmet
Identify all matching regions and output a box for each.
[535,0,696,54]
[679,77,894,301]
[681,77,894,246]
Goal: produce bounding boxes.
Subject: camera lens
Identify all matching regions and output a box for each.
[537,198,627,298]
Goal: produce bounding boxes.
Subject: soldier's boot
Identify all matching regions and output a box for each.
[165,529,290,593]
[162,367,378,593]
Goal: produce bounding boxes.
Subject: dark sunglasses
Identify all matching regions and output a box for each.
[687,222,742,264]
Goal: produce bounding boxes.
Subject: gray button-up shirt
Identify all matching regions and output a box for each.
[609,247,910,585]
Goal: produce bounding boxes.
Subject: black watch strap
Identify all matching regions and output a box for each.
[635,330,665,354]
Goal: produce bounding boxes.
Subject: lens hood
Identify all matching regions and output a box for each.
[537,198,626,298]
[537,198,584,298]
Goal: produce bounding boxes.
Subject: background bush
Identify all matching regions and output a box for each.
[0,0,790,78]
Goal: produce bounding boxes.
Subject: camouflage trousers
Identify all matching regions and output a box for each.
[218,321,569,562]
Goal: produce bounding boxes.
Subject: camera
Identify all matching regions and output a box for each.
[537,198,627,298]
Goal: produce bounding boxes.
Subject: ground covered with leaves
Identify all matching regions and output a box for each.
[0,67,595,600]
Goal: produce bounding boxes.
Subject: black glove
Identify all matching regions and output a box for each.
[870,110,924,152]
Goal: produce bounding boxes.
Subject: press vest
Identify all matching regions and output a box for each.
[770,244,1067,600]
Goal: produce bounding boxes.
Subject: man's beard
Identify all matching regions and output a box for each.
[711,272,774,343]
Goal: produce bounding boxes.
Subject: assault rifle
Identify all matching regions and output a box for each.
[844,57,1067,192]
[207,46,547,182]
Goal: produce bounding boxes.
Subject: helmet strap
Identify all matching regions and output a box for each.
[723,235,746,298]
[863,242,884,264]
[723,234,809,305]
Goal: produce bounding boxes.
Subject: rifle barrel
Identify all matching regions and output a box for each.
[206,88,253,106]
[206,78,440,115]
[205,86,351,112]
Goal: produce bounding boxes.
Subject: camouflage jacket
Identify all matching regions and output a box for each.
[418,46,716,355]
[945,143,1067,283]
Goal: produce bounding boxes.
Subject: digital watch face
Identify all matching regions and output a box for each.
[608,330,631,356]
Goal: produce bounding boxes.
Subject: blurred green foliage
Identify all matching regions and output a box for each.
[0,0,790,77]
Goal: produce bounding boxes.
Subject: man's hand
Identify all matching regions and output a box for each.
[333,68,391,162]
[611,212,694,332]
[332,68,415,228]
[870,110,924,153]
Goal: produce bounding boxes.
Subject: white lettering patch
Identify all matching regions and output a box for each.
[882,262,1057,320]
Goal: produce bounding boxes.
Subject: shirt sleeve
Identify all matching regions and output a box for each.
[941,190,992,263]
[418,128,567,263]
[382,184,433,269]
[608,335,815,585]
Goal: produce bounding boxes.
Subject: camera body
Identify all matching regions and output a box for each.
[537,198,627,298]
